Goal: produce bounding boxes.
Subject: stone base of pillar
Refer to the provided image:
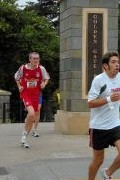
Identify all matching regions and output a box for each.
[54,110,89,135]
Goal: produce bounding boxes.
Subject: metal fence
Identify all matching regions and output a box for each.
[2,99,57,123]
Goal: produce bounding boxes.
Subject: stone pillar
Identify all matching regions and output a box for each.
[0,90,11,123]
[55,0,119,134]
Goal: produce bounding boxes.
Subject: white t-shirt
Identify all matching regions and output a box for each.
[88,72,120,129]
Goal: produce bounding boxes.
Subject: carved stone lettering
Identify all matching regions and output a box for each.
[87,13,103,91]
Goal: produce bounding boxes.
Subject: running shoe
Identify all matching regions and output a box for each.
[101,168,113,180]
[32,130,39,137]
[20,135,30,148]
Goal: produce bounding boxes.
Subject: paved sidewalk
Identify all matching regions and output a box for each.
[0,122,119,180]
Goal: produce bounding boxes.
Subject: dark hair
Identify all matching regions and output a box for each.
[102,52,119,65]
[29,52,40,59]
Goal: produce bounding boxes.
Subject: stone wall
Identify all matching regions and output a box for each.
[0,90,11,123]
[59,0,119,112]
[55,0,119,134]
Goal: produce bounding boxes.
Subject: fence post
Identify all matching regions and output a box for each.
[3,103,6,123]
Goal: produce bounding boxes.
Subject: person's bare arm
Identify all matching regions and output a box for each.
[15,80,24,92]
[41,79,49,89]
[14,66,24,92]
[88,93,120,108]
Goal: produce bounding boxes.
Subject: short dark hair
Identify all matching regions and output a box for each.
[29,52,40,59]
[102,52,119,65]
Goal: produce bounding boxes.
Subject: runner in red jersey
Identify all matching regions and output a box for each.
[14,52,42,148]
[20,65,42,111]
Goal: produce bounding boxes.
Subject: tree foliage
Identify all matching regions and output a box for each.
[0,0,59,122]
[0,0,59,93]
[25,0,59,31]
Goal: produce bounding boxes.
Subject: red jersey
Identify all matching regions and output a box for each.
[20,65,42,99]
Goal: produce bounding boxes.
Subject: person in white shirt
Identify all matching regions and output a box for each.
[88,52,120,180]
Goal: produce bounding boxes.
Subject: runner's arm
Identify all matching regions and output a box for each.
[40,65,50,89]
[14,65,24,92]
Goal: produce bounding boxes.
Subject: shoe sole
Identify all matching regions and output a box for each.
[20,142,30,148]
[32,134,39,137]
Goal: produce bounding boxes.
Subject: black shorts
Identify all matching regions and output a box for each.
[89,126,120,150]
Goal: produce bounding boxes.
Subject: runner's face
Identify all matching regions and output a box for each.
[29,54,40,67]
[106,56,119,77]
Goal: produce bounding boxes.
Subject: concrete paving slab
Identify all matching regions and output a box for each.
[0,123,119,180]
